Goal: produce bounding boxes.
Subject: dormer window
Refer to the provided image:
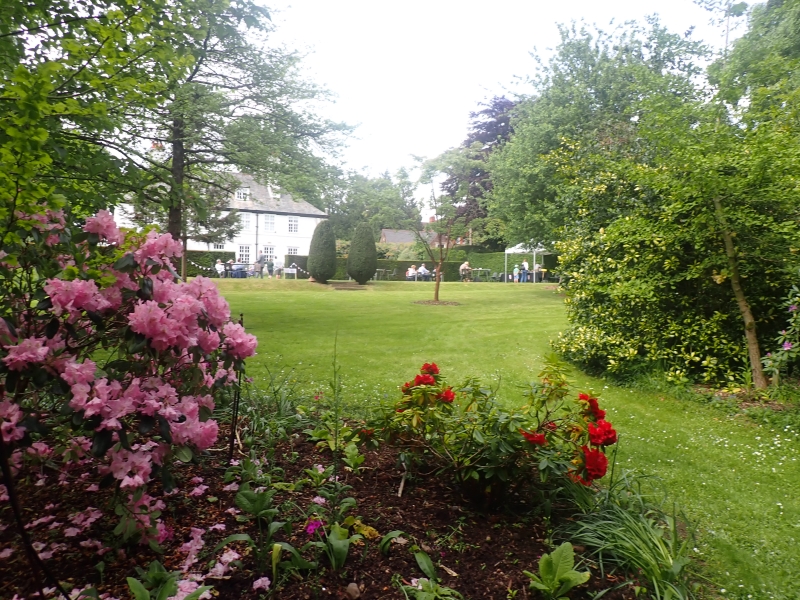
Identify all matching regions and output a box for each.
[235,187,250,201]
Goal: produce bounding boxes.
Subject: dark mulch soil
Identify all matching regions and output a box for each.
[1,437,639,600]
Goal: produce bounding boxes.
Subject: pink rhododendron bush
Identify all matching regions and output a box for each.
[0,209,256,594]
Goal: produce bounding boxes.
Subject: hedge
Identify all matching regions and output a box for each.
[284,256,486,282]
[185,250,236,277]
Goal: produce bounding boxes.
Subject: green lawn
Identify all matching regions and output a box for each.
[216,278,799,599]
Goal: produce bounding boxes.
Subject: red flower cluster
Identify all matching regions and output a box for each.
[520,429,547,446]
[421,362,440,375]
[401,381,412,394]
[414,373,436,386]
[438,387,455,403]
[581,446,608,481]
[579,393,606,421]
[588,419,617,446]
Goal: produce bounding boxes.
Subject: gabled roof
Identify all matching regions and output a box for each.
[380,229,418,243]
[228,173,327,218]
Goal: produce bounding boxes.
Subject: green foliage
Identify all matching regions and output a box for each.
[307,221,337,283]
[523,542,590,599]
[763,285,800,383]
[126,561,212,600]
[560,472,696,600]
[327,169,421,240]
[398,579,464,600]
[347,222,379,284]
[379,359,619,502]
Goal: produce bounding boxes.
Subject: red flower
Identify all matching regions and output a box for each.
[396,408,405,413]
[414,374,436,386]
[580,393,606,421]
[438,387,455,403]
[421,362,440,375]
[401,381,413,393]
[581,446,608,481]
[568,471,591,487]
[588,419,617,446]
[520,429,547,446]
[544,422,558,431]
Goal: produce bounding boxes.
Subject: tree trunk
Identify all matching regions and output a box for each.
[713,196,767,389]
[181,235,188,281]
[168,114,185,241]
[434,259,442,302]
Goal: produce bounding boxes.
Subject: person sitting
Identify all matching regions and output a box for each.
[418,263,431,281]
[214,259,225,278]
[405,265,417,281]
[224,259,234,278]
[459,261,471,281]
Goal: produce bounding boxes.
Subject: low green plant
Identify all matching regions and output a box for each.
[309,521,363,571]
[398,578,464,600]
[215,485,290,571]
[523,542,590,599]
[126,561,212,600]
[342,442,365,473]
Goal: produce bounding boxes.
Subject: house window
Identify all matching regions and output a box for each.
[235,187,250,201]
[238,245,250,263]
[240,212,250,230]
[288,216,298,233]
[213,243,225,250]
[262,246,275,260]
[264,214,275,233]
[287,247,298,255]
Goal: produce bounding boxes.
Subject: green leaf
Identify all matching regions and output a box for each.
[175,447,193,463]
[414,550,438,581]
[379,530,405,556]
[126,578,151,600]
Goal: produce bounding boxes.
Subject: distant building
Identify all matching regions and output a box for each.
[114,173,327,263]
[379,229,418,244]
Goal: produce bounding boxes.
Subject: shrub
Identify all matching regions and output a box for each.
[347,223,378,284]
[378,358,618,504]
[307,221,337,283]
[0,209,257,554]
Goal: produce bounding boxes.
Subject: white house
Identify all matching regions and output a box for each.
[115,173,328,263]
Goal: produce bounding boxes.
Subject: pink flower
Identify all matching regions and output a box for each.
[222,322,257,359]
[208,523,226,531]
[3,337,49,371]
[252,577,271,592]
[189,485,209,497]
[133,230,183,267]
[0,400,26,443]
[180,527,206,571]
[0,548,13,559]
[43,279,111,318]
[84,210,124,245]
[222,482,239,492]
[311,496,327,506]
[783,341,793,351]
[305,519,324,535]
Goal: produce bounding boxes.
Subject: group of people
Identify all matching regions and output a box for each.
[215,253,284,279]
[405,263,433,281]
[512,260,542,283]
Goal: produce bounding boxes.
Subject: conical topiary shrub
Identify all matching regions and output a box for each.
[347,222,378,285]
[307,220,337,283]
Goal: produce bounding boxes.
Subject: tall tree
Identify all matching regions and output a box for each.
[115,0,350,277]
[327,170,421,240]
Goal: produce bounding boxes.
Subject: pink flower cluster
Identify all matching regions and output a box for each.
[1,208,260,558]
[0,400,26,443]
[83,209,124,245]
[180,527,206,571]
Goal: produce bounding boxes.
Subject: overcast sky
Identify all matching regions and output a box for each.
[265,0,730,179]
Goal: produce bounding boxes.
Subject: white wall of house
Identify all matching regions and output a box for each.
[113,206,325,264]
[195,211,325,263]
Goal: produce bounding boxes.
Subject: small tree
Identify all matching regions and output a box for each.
[347,222,378,284]
[308,220,337,283]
